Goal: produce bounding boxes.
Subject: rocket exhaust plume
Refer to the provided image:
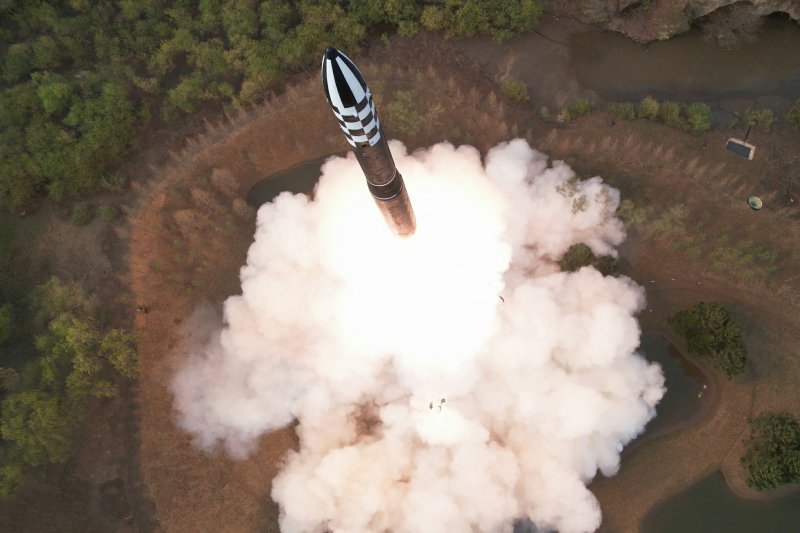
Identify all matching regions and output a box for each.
[321,47,416,238]
[172,140,665,532]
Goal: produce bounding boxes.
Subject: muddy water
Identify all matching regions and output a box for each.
[457,14,800,109]
[642,470,800,532]
[247,155,333,206]
[637,332,708,441]
[570,16,800,103]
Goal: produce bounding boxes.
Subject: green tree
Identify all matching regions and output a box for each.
[499,79,528,103]
[0,303,13,344]
[658,100,682,127]
[31,35,64,70]
[741,412,800,490]
[36,78,75,117]
[559,243,618,276]
[743,108,775,133]
[606,102,635,120]
[99,329,138,378]
[787,99,800,132]
[669,301,747,378]
[638,96,659,119]
[684,102,711,132]
[0,391,73,467]
[3,43,33,83]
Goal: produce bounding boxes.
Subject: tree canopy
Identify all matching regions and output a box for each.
[669,301,747,378]
[741,412,800,491]
[558,243,619,276]
[0,277,136,498]
[0,0,545,211]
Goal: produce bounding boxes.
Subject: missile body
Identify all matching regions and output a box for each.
[321,47,416,238]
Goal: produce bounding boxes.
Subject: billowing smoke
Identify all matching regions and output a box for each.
[172,139,664,533]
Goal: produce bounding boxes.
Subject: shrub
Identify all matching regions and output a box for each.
[741,412,800,490]
[606,102,635,120]
[97,205,119,221]
[559,243,618,275]
[71,203,94,226]
[0,303,13,345]
[539,105,551,120]
[788,99,800,131]
[638,96,660,119]
[658,100,683,127]
[562,98,592,122]
[684,102,711,132]
[669,301,747,378]
[744,108,775,133]
[499,79,529,103]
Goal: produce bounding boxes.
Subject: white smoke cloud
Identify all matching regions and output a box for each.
[172,139,664,533]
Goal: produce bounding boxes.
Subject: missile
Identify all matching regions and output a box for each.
[321,47,417,238]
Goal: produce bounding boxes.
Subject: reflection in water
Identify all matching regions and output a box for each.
[642,471,800,532]
[570,16,800,101]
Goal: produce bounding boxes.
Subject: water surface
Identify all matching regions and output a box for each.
[642,471,800,532]
[247,155,333,207]
[636,332,708,441]
[569,16,800,102]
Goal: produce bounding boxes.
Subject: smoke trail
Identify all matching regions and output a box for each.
[172,139,664,533]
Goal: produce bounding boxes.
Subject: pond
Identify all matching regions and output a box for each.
[569,14,800,103]
[246,155,334,207]
[635,331,709,443]
[642,470,800,532]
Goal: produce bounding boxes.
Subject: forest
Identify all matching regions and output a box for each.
[0,0,545,212]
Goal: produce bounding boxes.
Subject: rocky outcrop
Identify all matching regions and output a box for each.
[557,0,800,43]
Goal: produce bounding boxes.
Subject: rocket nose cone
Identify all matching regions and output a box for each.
[324,47,339,61]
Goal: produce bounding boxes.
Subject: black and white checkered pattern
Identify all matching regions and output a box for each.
[322,49,382,148]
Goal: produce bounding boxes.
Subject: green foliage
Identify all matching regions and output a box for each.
[617,199,647,227]
[71,203,95,226]
[0,303,13,344]
[684,102,711,132]
[418,0,544,42]
[3,43,33,83]
[741,412,800,491]
[658,100,683,128]
[36,77,75,117]
[0,0,547,212]
[499,79,529,103]
[0,277,138,498]
[0,391,73,467]
[669,301,747,378]
[561,98,592,122]
[788,99,800,132]
[386,90,422,136]
[558,243,618,276]
[638,96,660,119]
[606,102,635,120]
[28,276,95,334]
[538,105,551,121]
[0,464,24,499]
[98,204,119,221]
[743,108,775,133]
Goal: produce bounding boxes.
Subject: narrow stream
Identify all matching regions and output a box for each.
[569,15,800,103]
